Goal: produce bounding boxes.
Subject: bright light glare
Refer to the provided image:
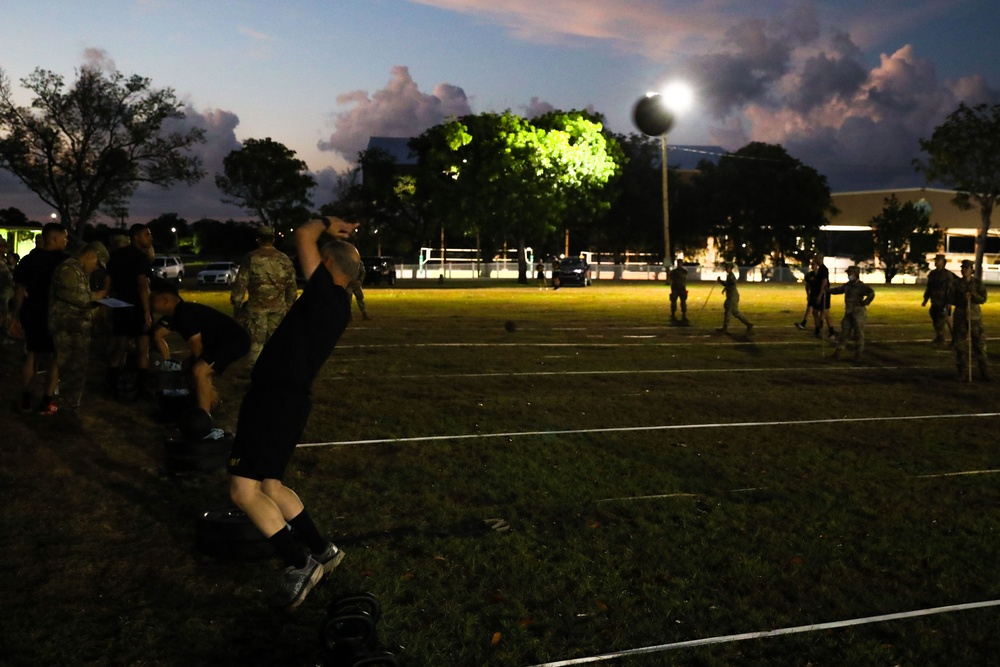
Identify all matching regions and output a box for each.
[661,82,694,114]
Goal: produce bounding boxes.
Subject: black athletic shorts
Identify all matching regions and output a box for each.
[23,314,55,353]
[112,305,147,337]
[228,384,311,481]
[811,291,831,310]
[202,335,251,375]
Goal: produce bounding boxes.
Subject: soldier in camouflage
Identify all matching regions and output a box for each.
[921,253,956,347]
[48,242,109,412]
[715,262,753,334]
[829,265,875,362]
[346,262,370,321]
[230,226,298,365]
[947,259,989,381]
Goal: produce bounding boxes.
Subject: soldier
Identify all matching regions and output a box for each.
[48,243,109,413]
[829,266,875,362]
[0,237,14,337]
[922,253,957,347]
[715,262,753,334]
[947,259,989,381]
[10,222,69,414]
[346,262,370,321]
[668,258,689,324]
[230,226,298,365]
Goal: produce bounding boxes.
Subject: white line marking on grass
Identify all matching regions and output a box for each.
[916,469,1000,478]
[330,365,939,382]
[299,412,1000,449]
[524,599,1000,666]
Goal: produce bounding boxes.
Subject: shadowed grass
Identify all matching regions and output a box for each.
[2,279,998,665]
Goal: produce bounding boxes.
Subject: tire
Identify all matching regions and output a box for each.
[328,593,382,623]
[196,506,274,560]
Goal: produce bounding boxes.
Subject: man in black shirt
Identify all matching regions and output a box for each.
[228,216,360,609]
[10,222,69,413]
[106,224,154,390]
[150,282,250,418]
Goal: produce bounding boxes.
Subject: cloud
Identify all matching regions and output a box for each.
[238,26,276,42]
[521,96,555,118]
[318,66,472,162]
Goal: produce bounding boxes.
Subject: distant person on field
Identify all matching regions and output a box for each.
[151,281,250,417]
[795,256,817,330]
[922,253,957,347]
[0,237,15,336]
[346,261,370,321]
[228,216,359,609]
[10,222,69,414]
[551,257,561,290]
[716,261,753,334]
[811,253,837,340]
[668,257,688,324]
[230,226,298,365]
[536,260,546,288]
[947,259,989,381]
[48,242,109,413]
[829,265,875,362]
[106,223,154,392]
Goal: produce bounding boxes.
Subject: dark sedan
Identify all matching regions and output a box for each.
[557,256,591,286]
[362,256,397,286]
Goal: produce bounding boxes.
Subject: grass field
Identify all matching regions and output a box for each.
[2,279,999,666]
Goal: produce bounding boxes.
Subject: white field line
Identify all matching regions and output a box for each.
[524,599,1000,666]
[298,412,1000,449]
[915,469,1000,478]
[330,364,937,381]
[339,338,974,349]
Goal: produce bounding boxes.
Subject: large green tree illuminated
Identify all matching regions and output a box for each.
[868,194,941,283]
[0,65,205,236]
[411,110,621,281]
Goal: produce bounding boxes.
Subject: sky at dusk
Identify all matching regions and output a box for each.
[1,0,998,224]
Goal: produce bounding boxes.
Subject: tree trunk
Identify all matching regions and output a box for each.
[975,198,994,279]
[517,237,528,284]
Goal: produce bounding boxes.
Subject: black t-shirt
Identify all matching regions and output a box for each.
[107,245,151,303]
[162,301,246,353]
[251,262,350,390]
[12,248,69,320]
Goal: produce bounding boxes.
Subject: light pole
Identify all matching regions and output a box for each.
[633,83,693,266]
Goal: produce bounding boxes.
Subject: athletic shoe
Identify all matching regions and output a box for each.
[315,542,346,573]
[269,556,323,609]
[794,321,806,330]
[37,400,58,416]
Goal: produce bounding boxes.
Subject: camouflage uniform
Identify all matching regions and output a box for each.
[668,264,688,321]
[717,265,752,333]
[829,267,875,361]
[948,262,988,380]
[346,263,369,320]
[48,247,107,410]
[230,245,297,364]
[922,258,956,345]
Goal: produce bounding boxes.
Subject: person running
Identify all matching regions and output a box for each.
[795,256,817,330]
[811,253,837,341]
[227,216,360,609]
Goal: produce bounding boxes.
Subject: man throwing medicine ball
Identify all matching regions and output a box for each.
[228,216,360,609]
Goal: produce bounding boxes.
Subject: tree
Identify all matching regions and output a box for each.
[411,110,622,282]
[0,64,205,237]
[868,194,941,283]
[215,137,316,232]
[689,142,835,275]
[915,102,1000,277]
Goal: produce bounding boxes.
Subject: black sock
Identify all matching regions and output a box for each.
[267,526,308,569]
[288,509,328,554]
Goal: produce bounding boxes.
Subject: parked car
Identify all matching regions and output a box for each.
[152,255,185,282]
[197,262,240,286]
[558,256,591,286]
[361,256,397,286]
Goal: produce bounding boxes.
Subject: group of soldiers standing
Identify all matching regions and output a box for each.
[666,253,989,381]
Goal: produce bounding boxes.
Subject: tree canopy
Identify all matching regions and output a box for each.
[410,110,622,281]
[215,137,316,232]
[0,65,205,237]
[915,102,1000,277]
[688,142,835,273]
[868,194,941,283]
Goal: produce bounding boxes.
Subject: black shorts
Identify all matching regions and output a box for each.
[202,335,250,375]
[228,385,311,481]
[112,306,147,337]
[811,292,831,309]
[23,315,54,353]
